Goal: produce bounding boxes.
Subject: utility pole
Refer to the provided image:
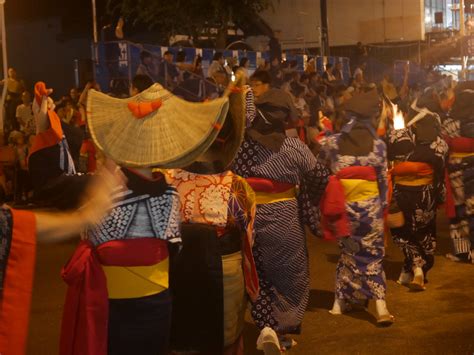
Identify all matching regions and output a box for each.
[461,0,468,80]
[0,0,8,131]
[320,0,330,56]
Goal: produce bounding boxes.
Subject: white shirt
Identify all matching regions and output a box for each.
[16,103,35,134]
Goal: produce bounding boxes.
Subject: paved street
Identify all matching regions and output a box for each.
[28,213,474,355]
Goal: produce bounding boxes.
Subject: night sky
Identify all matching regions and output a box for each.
[6,0,108,36]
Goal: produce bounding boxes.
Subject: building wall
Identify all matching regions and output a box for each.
[6,17,91,96]
[260,0,321,49]
[260,0,425,48]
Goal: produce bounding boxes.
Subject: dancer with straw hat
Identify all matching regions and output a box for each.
[59,81,230,355]
[165,73,258,355]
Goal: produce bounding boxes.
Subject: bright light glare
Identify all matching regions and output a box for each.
[231,73,236,82]
[392,102,405,130]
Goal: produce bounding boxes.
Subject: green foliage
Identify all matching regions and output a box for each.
[107,0,274,41]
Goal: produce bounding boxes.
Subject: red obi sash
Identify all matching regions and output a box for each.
[320,166,377,240]
[0,209,36,355]
[447,136,474,153]
[60,238,168,355]
[246,177,295,193]
[444,137,474,218]
[392,161,433,177]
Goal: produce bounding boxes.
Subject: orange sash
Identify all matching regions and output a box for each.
[0,209,37,355]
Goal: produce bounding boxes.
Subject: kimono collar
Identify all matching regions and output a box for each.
[123,168,168,197]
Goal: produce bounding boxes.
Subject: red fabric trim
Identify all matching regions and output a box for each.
[97,239,168,266]
[242,231,259,302]
[449,137,474,153]
[245,177,295,193]
[320,166,376,240]
[60,241,108,355]
[0,209,36,355]
[60,238,168,355]
[445,169,456,219]
[29,110,64,156]
[392,161,433,177]
[335,166,376,181]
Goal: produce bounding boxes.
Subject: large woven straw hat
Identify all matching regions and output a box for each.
[218,71,247,169]
[87,84,229,168]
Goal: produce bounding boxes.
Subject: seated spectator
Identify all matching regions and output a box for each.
[208,52,226,78]
[192,55,205,77]
[305,58,316,74]
[16,91,35,135]
[206,69,228,99]
[9,130,30,203]
[334,61,345,84]
[239,57,250,81]
[158,50,180,88]
[322,63,336,94]
[293,85,309,118]
[353,62,367,85]
[137,51,159,82]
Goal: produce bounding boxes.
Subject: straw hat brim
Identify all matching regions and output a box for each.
[87,84,229,168]
[219,86,247,169]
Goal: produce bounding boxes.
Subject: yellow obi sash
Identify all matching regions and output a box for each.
[103,258,169,299]
[255,187,297,205]
[394,175,433,186]
[392,161,434,186]
[340,179,379,202]
[450,152,474,159]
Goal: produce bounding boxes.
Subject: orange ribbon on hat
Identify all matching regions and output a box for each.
[34,81,53,105]
[127,100,163,119]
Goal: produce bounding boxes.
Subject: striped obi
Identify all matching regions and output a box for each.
[321,166,378,240]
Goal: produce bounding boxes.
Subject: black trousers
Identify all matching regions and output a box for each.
[108,290,172,355]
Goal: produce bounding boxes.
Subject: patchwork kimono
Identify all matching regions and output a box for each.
[166,167,258,353]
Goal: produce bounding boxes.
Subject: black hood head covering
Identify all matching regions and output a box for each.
[339,89,380,156]
[343,89,381,119]
[451,81,474,120]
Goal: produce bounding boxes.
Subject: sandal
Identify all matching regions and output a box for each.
[408,274,425,292]
[257,327,282,355]
[377,313,395,327]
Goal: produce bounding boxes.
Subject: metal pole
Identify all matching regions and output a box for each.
[320,0,330,56]
[92,0,98,43]
[0,0,8,133]
[461,0,467,80]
